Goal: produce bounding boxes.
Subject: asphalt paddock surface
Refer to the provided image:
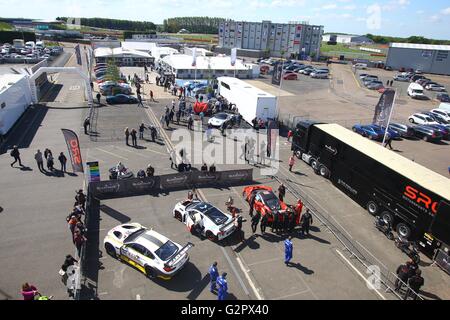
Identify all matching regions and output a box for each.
[1,61,449,300]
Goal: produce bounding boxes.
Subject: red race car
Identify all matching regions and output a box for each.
[242,186,290,223]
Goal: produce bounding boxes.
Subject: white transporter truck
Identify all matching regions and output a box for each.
[217,76,277,127]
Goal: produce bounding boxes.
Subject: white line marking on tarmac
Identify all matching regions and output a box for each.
[113,146,152,158]
[273,289,311,300]
[96,148,129,160]
[235,253,263,300]
[335,248,386,300]
[247,257,281,267]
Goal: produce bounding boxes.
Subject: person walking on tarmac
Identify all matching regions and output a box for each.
[10,145,23,167]
[395,262,410,292]
[278,184,286,202]
[124,128,130,146]
[251,212,261,234]
[284,236,293,266]
[96,92,101,105]
[139,123,145,140]
[260,213,268,234]
[272,212,280,234]
[209,262,219,293]
[83,117,90,135]
[300,209,313,236]
[404,269,424,300]
[249,193,256,217]
[288,155,295,172]
[294,199,304,225]
[217,273,228,301]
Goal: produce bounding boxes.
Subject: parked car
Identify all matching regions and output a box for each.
[299,67,315,75]
[421,111,449,125]
[366,81,384,90]
[208,113,234,128]
[407,83,426,99]
[172,200,236,242]
[436,93,450,102]
[410,75,426,83]
[425,84,446,92]
[430,109,450,122]
[388,123,415,138]
[408,113,439,125]
[355,63,368,69]
[359,73,369,79]
[423,124,450,140]
[310,70,328,79]
[413,126,443,142]
[283,73,298,80]
[352,124,386,140]
[393,74,410,82]
[106,94,138,104]
[103,223,193,280]
[371,124,401,140]
[361,75,378,81]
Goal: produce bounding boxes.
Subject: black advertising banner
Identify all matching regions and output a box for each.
[61,129,84,173]
[220,169,253,184]
[89,177,160,200]
[372,89,396,127]
[160,173,192,190]
[272,61,283,86]
[191,172,220,186]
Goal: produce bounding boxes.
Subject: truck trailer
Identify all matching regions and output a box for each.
[217,76,277,127]
[292,121,450,255]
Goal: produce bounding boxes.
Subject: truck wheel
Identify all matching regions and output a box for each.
[295,150,302,159]
[310,159,318,171]
[381,211,394,227]
[319,165,330,178]
[145,266,157,279]
[366,201,378,216]
[396,223,412,240]
[105,243,116,258]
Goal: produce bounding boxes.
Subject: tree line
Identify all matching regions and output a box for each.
[365,34,450,45]
[56,17,156,32]
[162,17,229,34]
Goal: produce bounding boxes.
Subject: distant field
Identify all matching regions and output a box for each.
[162,33,218,44]
[321,42,387,61]
[0,22,13,31]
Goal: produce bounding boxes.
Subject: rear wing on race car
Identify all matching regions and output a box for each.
[220,217,237,232]
[166,243,194,267]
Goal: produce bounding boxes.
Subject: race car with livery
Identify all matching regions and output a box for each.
[104,223,193,280]
[173,200,236,241]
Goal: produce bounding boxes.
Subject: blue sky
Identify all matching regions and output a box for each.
[1,0,449,39]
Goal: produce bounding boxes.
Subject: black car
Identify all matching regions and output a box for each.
[413,126,443,142]
[421,112,449,125]
[410,75,426,82]
[436,93,450,102]
[388,123,415,138]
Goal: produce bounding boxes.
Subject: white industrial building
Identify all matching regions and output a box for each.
[121,41,157,53]
[150,47,180,61]
[322,34,374,45]
[159,54,257,80]
[183,47,214,57]
[0,74,33,135]
[93,47,153,66]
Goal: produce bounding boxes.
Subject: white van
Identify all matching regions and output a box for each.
[438,103,450,112]
[355,63,368,70]
[407,83,425,99]
[36,41,45,49]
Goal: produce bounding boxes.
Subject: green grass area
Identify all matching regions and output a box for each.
[0,22,13,31]
[321,42,387,61]
[161,33,218,44]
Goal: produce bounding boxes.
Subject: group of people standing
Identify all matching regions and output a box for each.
[66,190,88,258]
[9,145,68,175]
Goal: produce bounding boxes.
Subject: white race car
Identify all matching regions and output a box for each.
[173,200,236,241]
[208,113,233,128]
[104,223,193,280]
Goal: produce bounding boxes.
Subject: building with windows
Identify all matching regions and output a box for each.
[218,20,324,60]
[159,54,256,80]
[93,47,153,66]
[322,34,374,45]
[386,43,450,75]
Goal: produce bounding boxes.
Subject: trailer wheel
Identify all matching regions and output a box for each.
[310,159,319,171]
[396,223,412,240]
[381,211,394,227]
[319,165,330,179]
[366,201,379,216]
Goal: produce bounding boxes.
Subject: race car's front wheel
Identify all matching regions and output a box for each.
[105,243,116,258]
[206,231,218,242]
[145,266,157,279]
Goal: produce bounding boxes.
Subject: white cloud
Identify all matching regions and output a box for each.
[250,0,306,8]
[441,7,450,15]
[382,0,410,12]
